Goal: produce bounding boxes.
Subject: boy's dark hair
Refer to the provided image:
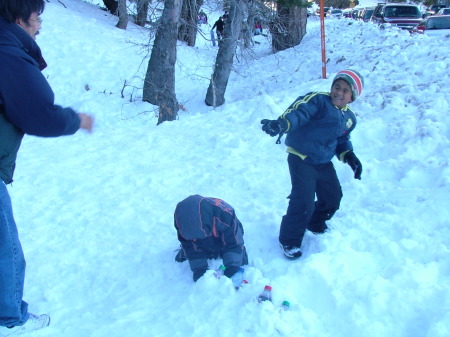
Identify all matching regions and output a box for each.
[0,0,45,23]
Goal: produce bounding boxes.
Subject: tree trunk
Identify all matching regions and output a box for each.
[116,0,128,29]
[136,0,150,27]
[270,2,307,53]
[241,1,256,49]
[143,0,181,124]
[177,0,202,47]
[204,0,247,107]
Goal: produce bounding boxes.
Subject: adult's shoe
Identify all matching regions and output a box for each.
[0,313,50,337]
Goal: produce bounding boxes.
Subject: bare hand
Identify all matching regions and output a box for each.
[78,113,94,133]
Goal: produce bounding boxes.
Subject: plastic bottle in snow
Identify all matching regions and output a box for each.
[214,265,226,278]
[281,300,290,311]
[258,285,272,302]
[230,267,245,289]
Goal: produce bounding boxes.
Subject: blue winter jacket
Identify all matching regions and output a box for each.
[281,92,357,165]
[0,16,80,184]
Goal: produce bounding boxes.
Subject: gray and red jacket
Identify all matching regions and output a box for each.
[174,195,246,274]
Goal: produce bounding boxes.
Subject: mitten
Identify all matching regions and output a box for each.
[344,151,362,180]
[193,269,207,282]
[223,266,240,278]
[261,118,288,137]
[174,247,187,263]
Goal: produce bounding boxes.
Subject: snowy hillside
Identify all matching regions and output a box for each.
[5,0,450,336]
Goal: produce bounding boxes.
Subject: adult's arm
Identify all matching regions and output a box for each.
[1,53,80,137]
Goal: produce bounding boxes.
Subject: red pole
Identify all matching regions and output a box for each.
[320,0,327,79]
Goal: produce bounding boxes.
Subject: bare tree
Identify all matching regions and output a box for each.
[143,0,182,124]
[116,0,128,29]
[178,0,203,46]
[136,0,151,27]
[205,0,247,107]
[240,0,275,49]
[270,0,308,53]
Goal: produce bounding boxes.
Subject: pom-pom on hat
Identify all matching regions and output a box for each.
[332,70,364,102]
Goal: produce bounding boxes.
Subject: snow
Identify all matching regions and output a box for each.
[6,0,450,336]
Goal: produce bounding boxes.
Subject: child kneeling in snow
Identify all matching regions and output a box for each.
[174,195,248,282]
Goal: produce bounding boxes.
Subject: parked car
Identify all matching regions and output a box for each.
[361,8,375,22]
[427,4,447,15]
[437,8,450,15]
[342,8,354,18]
[371,3,423,31]
[356,8,365,20]
[327,9,343,19]
[412,15,450,36]
[316,7,330,17]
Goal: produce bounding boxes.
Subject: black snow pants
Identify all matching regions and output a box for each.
[279,154,343,247]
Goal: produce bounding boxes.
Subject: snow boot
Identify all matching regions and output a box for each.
[279,243,302,260]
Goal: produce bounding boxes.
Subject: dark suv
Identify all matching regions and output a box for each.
[371,3,423,31]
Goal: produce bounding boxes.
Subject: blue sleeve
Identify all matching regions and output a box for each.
[1,53,80,137]
[178,234,208,272]
[335,134,354,157]
[213,204,245,269]
[281,93,322,132]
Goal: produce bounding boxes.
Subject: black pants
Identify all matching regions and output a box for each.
[279,154,342,247]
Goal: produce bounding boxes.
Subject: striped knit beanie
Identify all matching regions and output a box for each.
[332,70,364,102]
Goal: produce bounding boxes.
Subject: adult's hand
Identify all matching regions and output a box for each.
[78,113,94,133]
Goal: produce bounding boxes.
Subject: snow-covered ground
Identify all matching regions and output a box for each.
[6,0,450,336]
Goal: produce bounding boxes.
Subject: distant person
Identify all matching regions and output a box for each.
[102,0,118,15]
[174,195,248,282]
[261,70,364,260]
[0,0,94,335]
[198,10,207,24]
[212,16,224,41]
[222,11,229,20]
[253,21,262,35]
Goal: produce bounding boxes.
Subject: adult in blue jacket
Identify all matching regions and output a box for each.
[261,70,364,260]
[0,1,94,335]
[174,195,248,282]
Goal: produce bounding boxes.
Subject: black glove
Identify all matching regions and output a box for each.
[261,118,288,137]
[193,269,207,282]
[344,151,362,180]
[223,266,240,278]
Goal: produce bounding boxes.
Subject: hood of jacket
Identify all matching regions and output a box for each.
[174,195,213,240]
[0,16,47,70]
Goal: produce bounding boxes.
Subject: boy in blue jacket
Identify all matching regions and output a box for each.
[174,195,248,282]
[261,70,364,260]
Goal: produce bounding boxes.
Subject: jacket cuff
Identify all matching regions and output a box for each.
[340,150,351,162]
[282,117,291,132]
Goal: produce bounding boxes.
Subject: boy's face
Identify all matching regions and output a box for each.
[330,79,353,108]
